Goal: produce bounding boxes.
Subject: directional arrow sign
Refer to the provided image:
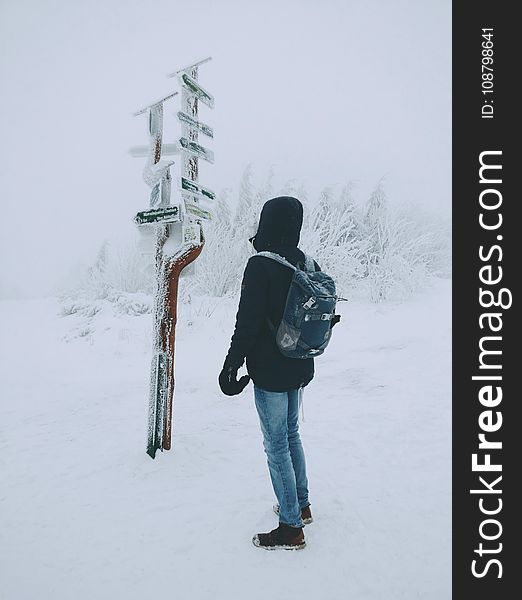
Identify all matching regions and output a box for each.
[178,137,214,164]
[177,111,214,138]
[134,206,180,225]
[185,202,212,221]
[178,73,214,108]
[129,143,179,158]
[181,177,215,201]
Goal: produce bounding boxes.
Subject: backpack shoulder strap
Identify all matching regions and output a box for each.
[254,251,297,271]
[303,255,316,272]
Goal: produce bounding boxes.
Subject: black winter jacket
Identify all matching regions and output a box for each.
[224,196,317,392]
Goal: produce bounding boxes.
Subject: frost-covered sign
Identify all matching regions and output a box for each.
[177,111,214,138]
[130,57,214,458]
[134,206,180,225]
[181,177,215,201]
[178,72,214,108]
[178,137,215,163]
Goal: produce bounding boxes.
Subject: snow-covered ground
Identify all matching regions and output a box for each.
[0,279,451,600]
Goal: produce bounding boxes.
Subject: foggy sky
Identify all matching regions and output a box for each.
[0,0,450,297]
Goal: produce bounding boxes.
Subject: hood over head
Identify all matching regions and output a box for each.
[251,196,303,252]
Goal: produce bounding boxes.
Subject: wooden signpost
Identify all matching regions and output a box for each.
[131,57,214,458]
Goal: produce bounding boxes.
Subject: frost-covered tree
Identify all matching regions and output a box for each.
[61,169,450,305]
[357,180,447,301]
[301,185,366,298]
[233,164,257,238]
[257,165,275,202]
[364,179,387,227]
[83,240,110,299]
[280,178,299,197]
[214,187,233,228]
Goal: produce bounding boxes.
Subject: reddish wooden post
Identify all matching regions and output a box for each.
[161,234,204,450]
[132,58,214,458]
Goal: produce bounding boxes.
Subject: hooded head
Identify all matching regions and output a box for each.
[250,196,303,252]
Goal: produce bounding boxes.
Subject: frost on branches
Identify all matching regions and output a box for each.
[60,167,450,311]
[189,170,450,303]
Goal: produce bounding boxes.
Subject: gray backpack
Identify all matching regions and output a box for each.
[256,252,338,359]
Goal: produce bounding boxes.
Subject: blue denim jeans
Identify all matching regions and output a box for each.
[254,385,310,529]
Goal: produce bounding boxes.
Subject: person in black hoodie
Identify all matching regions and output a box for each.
[219,196,316,550]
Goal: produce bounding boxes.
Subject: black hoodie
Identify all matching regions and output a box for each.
[225,196,316,392]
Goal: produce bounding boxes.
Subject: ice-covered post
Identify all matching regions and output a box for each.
[132,92,180,459]
[131,57,214,459]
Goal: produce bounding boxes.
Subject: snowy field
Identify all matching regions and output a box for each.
[0,278,451,600]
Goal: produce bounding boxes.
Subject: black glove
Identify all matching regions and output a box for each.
[330,315,341,329]
[218,360,250,396]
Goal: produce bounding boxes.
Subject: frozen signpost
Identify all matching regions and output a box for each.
[131,57,214,458]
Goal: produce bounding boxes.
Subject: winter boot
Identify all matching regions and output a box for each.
[252,523,306,550]
[273,503,313,525]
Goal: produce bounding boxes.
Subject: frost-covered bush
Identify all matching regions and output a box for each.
[299,185,369,298]
[186,188,251,298]
[60,167,451,306]
[357,182,451,300]
[58,238,154,315]
[189,171,450,302]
